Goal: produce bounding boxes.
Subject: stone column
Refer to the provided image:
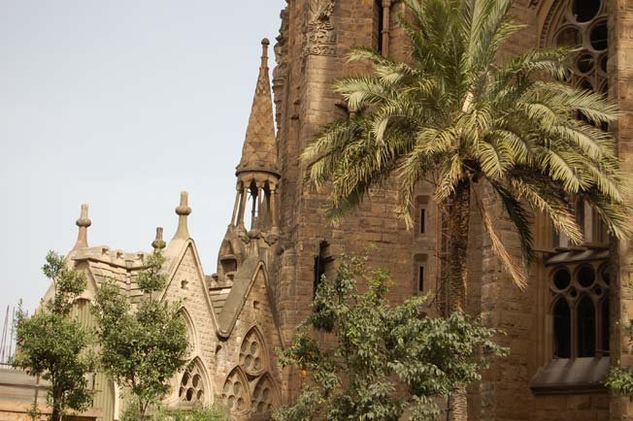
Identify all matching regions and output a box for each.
[231,184,242,227]
[237,182,248,229]
[381,0,391,57]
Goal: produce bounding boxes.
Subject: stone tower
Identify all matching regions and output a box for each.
[268,0,633,420]
[270,0,438,401]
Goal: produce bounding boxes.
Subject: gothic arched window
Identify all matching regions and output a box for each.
[178,360,206,404]
[545,0,608,90]
[550,263,609,359]
[222,367,250,414]
[553,297,571,358]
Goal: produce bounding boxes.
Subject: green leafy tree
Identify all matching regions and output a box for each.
[93,250,189,419]
[273,252,507,421]
[13,251,95,421]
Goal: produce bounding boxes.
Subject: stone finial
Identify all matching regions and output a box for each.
[261,38,270,68]
[73,204,91,250]
[173,191,191,240]
[152,227,166,250]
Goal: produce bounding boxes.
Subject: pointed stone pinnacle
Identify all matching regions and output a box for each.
[236,39,279,177]
[74,204,91,249]
[261,38,270,68]
[173,191,191,240]
[152,227,166,250]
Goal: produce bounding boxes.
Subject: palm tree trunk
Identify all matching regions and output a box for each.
[442,179,471,421]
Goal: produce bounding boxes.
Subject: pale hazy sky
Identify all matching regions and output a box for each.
[0,0,287,314]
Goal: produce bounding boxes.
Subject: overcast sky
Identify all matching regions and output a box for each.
[0,0,287,316]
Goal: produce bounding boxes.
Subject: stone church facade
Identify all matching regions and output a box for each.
[5,0,633,420]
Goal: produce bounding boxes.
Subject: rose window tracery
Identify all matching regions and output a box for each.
[240,328,266,375]
[222,368,250,413]
[222,325,280,417]
[252,375,277,415]
[547,0,608,95]
[179,362,205,404]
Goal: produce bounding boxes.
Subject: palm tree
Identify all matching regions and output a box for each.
[302,0,631,419]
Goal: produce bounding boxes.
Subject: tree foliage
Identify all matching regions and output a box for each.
[93,250,189,419]
[302,0,630,290]
[121,401,228,421]
[273,252,507,421]
[13,251,95,421]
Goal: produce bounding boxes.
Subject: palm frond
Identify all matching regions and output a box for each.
[473,186,528,290]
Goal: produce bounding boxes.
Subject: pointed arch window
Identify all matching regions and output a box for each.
[179,359,207,404]
[222,367,251,414]
[314,240,334,297]
[550,263,609,359]
[553,297,571,358]
[240,327,267,376]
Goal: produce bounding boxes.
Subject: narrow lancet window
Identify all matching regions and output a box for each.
[553,298,571,358]
[577,296,596,357]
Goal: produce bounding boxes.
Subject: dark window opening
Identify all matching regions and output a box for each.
[554,298,571,358]
[573,0,601,23]
[577,296,596,357]
[553,268,571,290]
[376,0,384,53]
[602,297,610,355]
[420,208,426,234]
[418,266,424,292]
[313,241,334,297]
[590,20,608,51]
[577,265,596,288]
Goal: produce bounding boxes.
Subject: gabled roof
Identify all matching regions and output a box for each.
[216,257,266,338]
[236,39,279,177]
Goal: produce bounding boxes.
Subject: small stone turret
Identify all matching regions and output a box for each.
[231,38,280,235]
[215,38,281,283]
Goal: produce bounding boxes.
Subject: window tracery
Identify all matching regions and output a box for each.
[178,361,206,404]
[222,368,250,414]
[240,327,266,376]
[550,263,609,359]
[222,325,280,417]
[547,0,608,92]
[251,374,278,415]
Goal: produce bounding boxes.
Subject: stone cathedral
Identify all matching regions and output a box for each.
[6,0,633,420]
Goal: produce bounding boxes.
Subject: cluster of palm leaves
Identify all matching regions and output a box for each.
[302,0,630,289]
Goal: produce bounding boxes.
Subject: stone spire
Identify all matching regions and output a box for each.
[73,204,92,250]
[236,38,279,176]
[173,191,192,240]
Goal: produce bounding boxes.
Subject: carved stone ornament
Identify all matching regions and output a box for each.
[304,0,337,57]
[308,0,335,23]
